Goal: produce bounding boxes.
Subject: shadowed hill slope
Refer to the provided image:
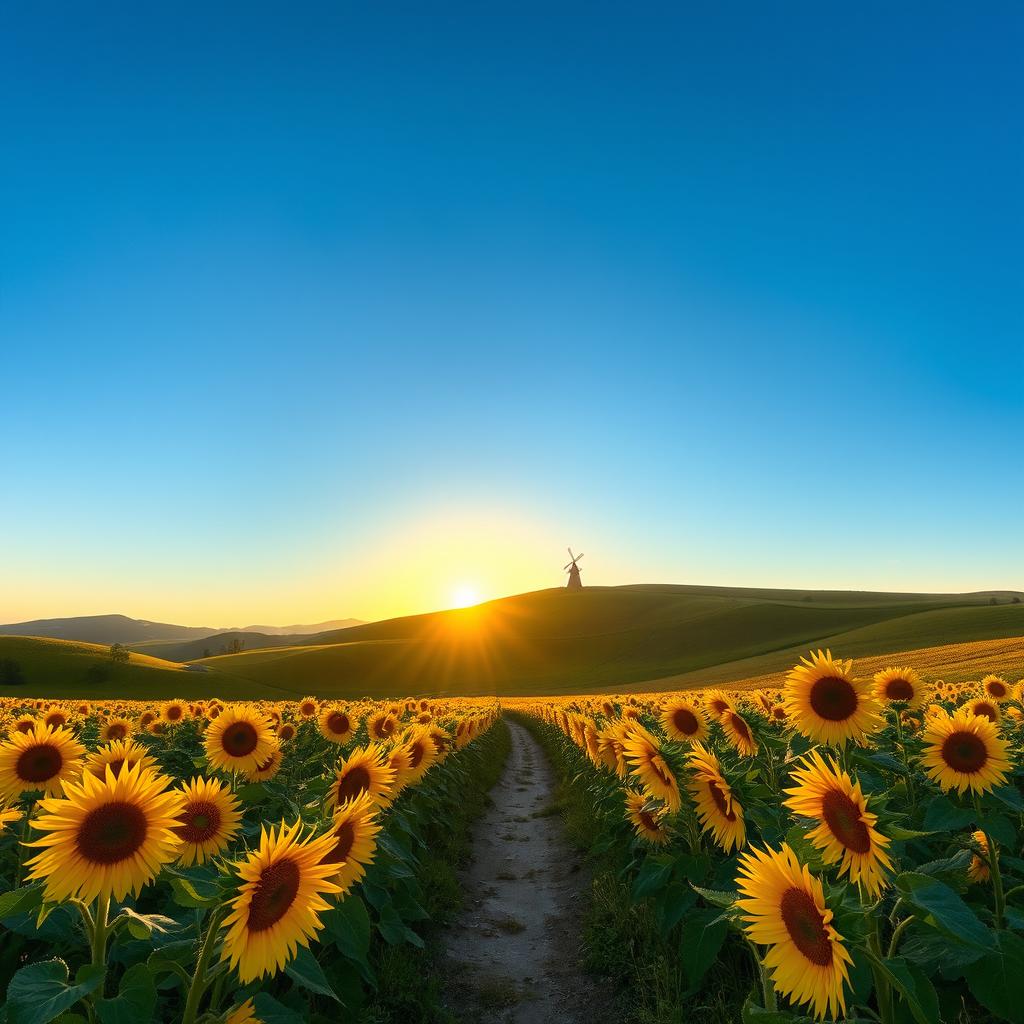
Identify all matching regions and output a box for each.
[190,585,1024,697]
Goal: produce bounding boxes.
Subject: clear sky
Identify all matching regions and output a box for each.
[2,3,1021,627]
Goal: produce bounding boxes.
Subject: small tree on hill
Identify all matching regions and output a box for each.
[0,659,24,686]
[110,643,130,664]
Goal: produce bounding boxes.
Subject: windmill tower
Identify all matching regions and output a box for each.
[564,548,584,590]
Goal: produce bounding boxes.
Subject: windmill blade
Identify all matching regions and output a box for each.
[567,547,574,558]
[575,553,584,561]
[564,561,573,570]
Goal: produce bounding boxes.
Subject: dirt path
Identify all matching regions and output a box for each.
[443,719,611,1024]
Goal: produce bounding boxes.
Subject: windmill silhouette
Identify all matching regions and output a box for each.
[564,548,584,590]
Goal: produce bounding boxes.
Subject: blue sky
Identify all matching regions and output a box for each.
[2,3,1022,624]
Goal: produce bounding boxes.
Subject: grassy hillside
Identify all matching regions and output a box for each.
[8,585,1022,699]
[190,585,1024,698]
[0,636,294,700]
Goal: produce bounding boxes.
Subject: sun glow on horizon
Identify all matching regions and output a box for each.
[449,584,482,609]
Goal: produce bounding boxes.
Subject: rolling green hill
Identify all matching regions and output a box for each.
[5,585,1022,699]
[0,636,294,700]
[192,585,1024,698]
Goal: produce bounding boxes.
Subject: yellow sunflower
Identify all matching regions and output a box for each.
[226,999,260,1024]
[25,763,185,903]
[782,750,892,897]
[298,697,319,719]
[161,699,188,726]
[967,830,990,884]
[174,776,242,866]
[784,650,882,745]
[204,705,278,775]
[318,705,356,745]
[220,820,342,982]
[276,722,297,743]
[395,726,437,785]
[686,743,745,853]
[320,791,381,894]
[964,698,1000,724]
[872,667,926,709]
[920,709,1011,795]
[621,724,682,812]
[326,743,397,813]
[0,724,86,800]
[703,689,735,720]
[367,710,397,742]
[84,738,156,779]
[244,747,283,783]
[982,675,1011,702]
[100,717,133,743]
[0,805,22,829]
[735,844,853,1021]
[10,715,37,735]
[660,699,708,743]
[625,791,670,845]
[41,707,72,730]
[721,710,759,757]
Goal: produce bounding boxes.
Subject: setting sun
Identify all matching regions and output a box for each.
[450,584,482,609]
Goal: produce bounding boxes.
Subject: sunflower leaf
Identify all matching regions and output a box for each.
[894,872,995,951]
[964,930,1024,1024]
[95,965,156,1024]
[284,946,339,1001]
[7,959,104,1024]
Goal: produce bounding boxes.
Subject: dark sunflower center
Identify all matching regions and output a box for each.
[728,713,752,743]
[15,721,34,733]
[809,677,859,721]
[247,858,300,932]
[221,721,259,757]
[710,700,728,716]
[884,678,914,701]
[327,712,350,735]
[941,731,988,773]
[77,801,148,864]
[821,788,871,853]
[45,714,66,728]
[708,780,736,822]
[167,706,182,721]
[639,810,660,832]
[336,765,371,801]
[106,723,128,740]
[972,703,998,723]
[16,743,63,783]
[375,719,394,738]
[988,681,1007,697]
[255,753,277,773]
[322,822,356,865]
[407,743,424,769]
[176,800,222,843]
[780,886,833,966]
[673,708,699,734]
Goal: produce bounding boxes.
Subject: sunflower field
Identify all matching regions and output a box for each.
[509,653,1024,1024]
[0,695,501,1024]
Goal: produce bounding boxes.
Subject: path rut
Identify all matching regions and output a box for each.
[443,719,610,1024]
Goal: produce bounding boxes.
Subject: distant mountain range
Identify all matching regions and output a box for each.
[0,613,363,648]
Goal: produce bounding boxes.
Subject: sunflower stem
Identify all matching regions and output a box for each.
[744,938,777,1011]
[90,894,111,996]
[181,907,227,1024]
[973,794,1005,930]
[886,917,912,958]
[14,798,35,887]
[892,712,915,810]
[868,915,894,1024]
